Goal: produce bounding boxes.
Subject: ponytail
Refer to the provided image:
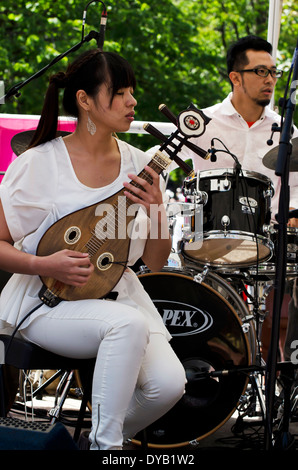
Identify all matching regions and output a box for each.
[28,72,68,149]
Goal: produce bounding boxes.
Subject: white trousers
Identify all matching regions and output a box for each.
[21,298,186,450]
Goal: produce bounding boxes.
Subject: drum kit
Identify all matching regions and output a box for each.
[133,140,298,448]
[8,129,298,449]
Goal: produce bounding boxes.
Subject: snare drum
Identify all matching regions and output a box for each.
[182,169,274,268]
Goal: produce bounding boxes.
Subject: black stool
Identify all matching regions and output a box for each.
[0,332,95,442]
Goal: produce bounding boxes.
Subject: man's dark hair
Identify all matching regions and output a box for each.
[227,35,273,76]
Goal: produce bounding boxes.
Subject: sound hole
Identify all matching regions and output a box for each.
[97,252,114,271]
[64,226,81,245]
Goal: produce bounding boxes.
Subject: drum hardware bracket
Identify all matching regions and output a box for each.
[241,315,255,334]
[183,174,208,206]
[136,264,149,275]
[190,364,265,380]
[188,439,200,448]
[242,323,250,334]
[198,191,208,205]
[263,224,274,235]
[264,187,274,198]
[241,205,256,215]
[193,266,209,284]
[188,191,208,206]
[183,189,208,208]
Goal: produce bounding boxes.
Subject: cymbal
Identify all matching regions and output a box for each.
[11,130,70,156]
[262,137,298,171]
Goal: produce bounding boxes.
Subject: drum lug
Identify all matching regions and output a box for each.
[221,215,230,230]
[193,266,209,283]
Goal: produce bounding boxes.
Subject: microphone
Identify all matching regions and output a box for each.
[82,1,107,49]
[206,137,241,169]
[97,6,107,50]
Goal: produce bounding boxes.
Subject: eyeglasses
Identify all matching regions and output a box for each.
[236,66,283,78]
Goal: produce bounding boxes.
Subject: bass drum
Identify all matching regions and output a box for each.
[133,266,256,448]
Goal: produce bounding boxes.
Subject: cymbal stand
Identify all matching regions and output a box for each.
[245,281,272,367]
[274,362,297,449]
[265,37,298,449]
[243,281,273,420]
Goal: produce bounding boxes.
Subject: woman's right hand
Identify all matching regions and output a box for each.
[36,249,94,287]
[0,202,94,287]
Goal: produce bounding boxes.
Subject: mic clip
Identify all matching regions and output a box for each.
[267,122,281,146]
[206,147,217,162]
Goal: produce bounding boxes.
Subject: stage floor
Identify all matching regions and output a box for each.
[5,383,298,453]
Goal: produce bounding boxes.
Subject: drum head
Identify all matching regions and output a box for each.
[183,234,271,267]
[133,270,252,448]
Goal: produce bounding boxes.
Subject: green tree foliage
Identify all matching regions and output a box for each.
[0,0,297,165]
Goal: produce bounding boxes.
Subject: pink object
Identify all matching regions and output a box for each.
[0,114,76,182]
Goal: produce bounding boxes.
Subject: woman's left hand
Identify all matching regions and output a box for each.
[123,165,163,217]
[123,166,171,272]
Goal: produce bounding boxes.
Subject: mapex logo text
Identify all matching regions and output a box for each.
[154,300,214,336]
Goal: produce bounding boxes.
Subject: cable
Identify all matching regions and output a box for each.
[4,303,43,359]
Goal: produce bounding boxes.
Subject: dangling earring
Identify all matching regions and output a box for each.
[87,113,96,136]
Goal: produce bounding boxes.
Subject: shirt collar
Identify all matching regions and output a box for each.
[220,93,238,116]
[221,92,268,121]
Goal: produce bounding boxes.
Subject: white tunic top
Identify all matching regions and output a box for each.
[0,137,171,339]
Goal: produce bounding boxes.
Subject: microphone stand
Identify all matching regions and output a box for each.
[2,31,99,103]
[1,0,106,102]
[264,38,298,450]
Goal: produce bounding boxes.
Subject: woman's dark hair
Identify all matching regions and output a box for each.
[226,35,272,87]
[29,49,136,148]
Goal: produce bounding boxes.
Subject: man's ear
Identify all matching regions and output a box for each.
[229,71,242,88]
